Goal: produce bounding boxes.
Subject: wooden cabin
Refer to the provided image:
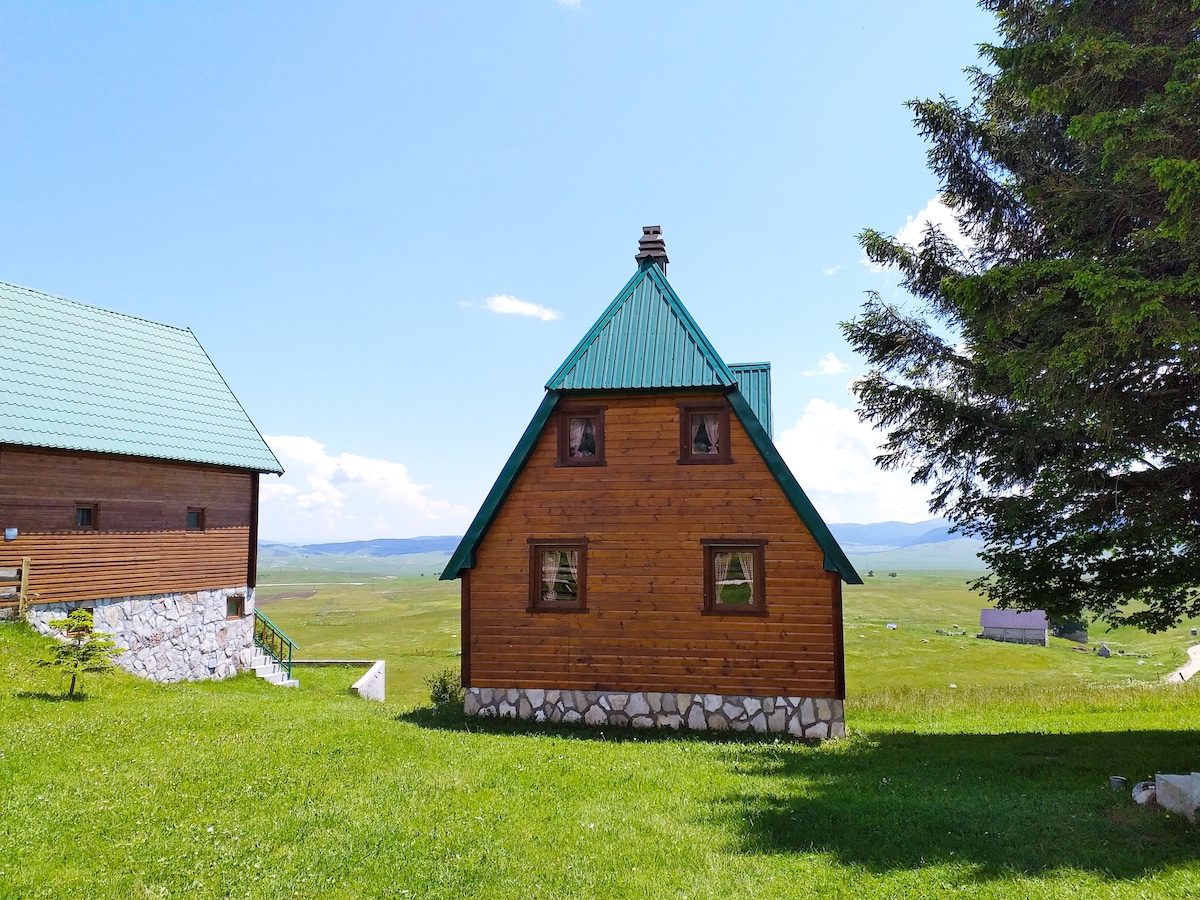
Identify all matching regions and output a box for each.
[442,228,860,737]
[0,281,283,682]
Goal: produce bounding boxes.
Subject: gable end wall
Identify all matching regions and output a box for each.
[469,392,842,698]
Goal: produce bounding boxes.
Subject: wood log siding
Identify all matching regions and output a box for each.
[0,447,253,532]
[0,529,252,605]
[0,446,255,603]
[468,392,844,699]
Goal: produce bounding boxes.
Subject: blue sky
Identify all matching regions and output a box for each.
[1,1,996,542]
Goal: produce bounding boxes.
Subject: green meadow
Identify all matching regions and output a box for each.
[2,569,1199,899]
[252,569,1200,703]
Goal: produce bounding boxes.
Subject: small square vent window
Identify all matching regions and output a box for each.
[186,508,205,531]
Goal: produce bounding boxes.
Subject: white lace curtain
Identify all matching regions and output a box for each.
[692,412,720,455]
[542,550,560,602]
[542,549,579,601]
[714,549,754,604]
[568,417,595,457]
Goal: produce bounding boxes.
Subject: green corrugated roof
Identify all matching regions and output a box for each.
[0,281,283,473]
[546,263,738,391]
[443,261,859,585]
[729,362,772,438]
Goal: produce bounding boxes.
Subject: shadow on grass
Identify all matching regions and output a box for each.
[396,705,790,745]
[718,729,1200,880]
[14,690,88,702]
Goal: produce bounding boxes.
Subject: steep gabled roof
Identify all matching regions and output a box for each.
[0,281,283,473]
[442,261,861,585]
[546,264,737,391]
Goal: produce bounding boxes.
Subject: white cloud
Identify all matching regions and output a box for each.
[823,264,842,277]
[259,436,474,544]
[895,194,973,256]
[804,352,850,377]
[861,194,974,274]
[775,399,934,523]
[555,0,581,6]
[485,294,560,321]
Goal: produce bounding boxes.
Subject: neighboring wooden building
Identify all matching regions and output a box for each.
[0,281,284,682]
[979,609,1049,646]
[442,228,860,737]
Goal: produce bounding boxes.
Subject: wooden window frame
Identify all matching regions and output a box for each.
[678,402,732,465]
[528,537,589,613]
[186,507,206,531]
[702,539,767,616]
[226,594,245,620]
[74,504,99,530]
[556,406,606,467]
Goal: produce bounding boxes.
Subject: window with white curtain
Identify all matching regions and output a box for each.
[702,540,766,613]
[528,538,588,611]
[679,402,731,464]
[557,407,605,466]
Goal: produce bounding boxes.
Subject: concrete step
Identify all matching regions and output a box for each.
[247,651,298,687]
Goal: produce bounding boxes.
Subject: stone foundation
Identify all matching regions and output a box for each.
[465,687,845,739]
[27,586,256,683]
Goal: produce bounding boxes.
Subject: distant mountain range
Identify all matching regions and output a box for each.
[827,519,985,571]
[260,536,462,557]
[827,519,956,553]
[260,520,984,572]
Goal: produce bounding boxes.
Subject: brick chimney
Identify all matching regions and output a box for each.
[634,226,669,274]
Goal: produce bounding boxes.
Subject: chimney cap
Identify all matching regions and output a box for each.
[634,225,669,271]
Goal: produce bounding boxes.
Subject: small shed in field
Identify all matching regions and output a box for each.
[979,609,1049,646]
[0,281,285,683]
[441,227,860,738]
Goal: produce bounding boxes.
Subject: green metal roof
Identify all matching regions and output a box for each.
[0,281,283,473]
[729,362,772,438]
[546,263,738,391]
[443,262,860,585]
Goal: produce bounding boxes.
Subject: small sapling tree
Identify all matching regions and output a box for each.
[40,608,123,697]
[425,666,464,711]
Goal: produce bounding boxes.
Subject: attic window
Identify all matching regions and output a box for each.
[186,508,205,531]
[703,540,766,614]
[556,407,605,466]
[75,505,97,529]
[679,402,731,464]
[528,538,588,611]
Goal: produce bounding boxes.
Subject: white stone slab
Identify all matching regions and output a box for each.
[351,660,386,702]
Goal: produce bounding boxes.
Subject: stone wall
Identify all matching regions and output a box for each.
[27,586,256,683]
[465,687,845,739]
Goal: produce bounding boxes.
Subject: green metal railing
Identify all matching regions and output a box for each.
[253,609,299,681]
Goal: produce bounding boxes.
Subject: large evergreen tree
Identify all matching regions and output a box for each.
[845,0,1200,630]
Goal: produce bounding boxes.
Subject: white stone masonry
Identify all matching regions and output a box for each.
[27,586,256,683]
[465,687,846,739]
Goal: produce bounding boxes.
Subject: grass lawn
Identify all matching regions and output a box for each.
[3,571,1199,898]
[254,569,1200,704]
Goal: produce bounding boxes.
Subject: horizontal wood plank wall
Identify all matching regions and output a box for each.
[0,446,253,532]
[470,393,842,698]
[0,528,251,605]
[0,446,254,603]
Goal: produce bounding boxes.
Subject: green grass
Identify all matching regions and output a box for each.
[3,571,1200,898]
[255,569,459,700]
[254,569,1200,703]
[846,571,1200,693]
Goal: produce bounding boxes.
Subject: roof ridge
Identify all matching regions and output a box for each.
[0,280,193,334]
[545,265,736,391]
